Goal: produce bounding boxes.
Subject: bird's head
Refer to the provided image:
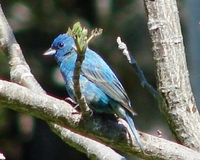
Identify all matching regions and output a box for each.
[44,34,75,62]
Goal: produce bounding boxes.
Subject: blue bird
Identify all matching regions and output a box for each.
[44,33,142,150]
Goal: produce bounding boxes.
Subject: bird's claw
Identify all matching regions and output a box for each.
[65,97,77,104]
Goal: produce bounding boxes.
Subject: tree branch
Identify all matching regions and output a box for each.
[49,123,127,160]
[143,0,200,151]
[1,80,200,159]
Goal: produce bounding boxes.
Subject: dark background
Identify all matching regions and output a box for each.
[0,0,199,160]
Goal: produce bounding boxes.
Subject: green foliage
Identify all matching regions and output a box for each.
[67,22,103,55]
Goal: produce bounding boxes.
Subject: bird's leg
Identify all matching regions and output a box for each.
[74,104,79,109]
[65,97,93,115]
[65,97,80,114]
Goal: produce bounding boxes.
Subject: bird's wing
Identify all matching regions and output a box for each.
[81,50,137,115]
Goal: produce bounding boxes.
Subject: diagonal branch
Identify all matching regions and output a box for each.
[0,6,44,93]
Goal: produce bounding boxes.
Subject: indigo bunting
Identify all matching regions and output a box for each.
[44,33,142,149]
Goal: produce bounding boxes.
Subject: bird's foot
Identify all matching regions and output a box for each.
[65,97,77,105]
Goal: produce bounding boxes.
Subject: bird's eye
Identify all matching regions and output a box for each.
[58,42,64,49]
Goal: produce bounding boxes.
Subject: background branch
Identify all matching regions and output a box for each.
[116,36,158,100]
[143,0,200,151]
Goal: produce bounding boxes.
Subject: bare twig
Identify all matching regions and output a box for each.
[116,37,159,100]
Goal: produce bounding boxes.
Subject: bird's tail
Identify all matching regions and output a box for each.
[125,115,143,151]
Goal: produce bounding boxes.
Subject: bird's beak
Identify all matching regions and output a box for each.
[43,48,56,56]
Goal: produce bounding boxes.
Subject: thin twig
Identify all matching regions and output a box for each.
[73,53,91,115]
[116,37,159,100]
[68,23,92,115]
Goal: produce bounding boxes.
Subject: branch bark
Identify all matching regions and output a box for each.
[143,0,200,151]
[49,123,127,160]
[1,79,200,159]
